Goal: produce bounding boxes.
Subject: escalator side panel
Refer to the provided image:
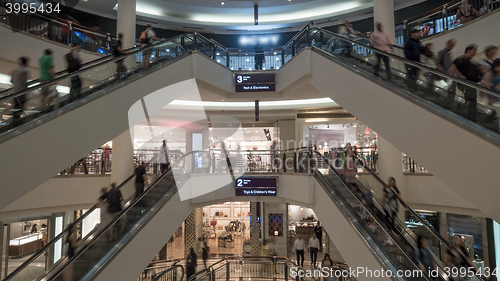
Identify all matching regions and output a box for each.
[312,176,395,281]
[307,49,500,223]
[92,191,193,281]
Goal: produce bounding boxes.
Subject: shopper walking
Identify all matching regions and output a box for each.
[10,57,30,121]
[202,241,210,268]
[112,33,127,79]
[40,224,48,247]
[478,45,498,72]
[314,222,323,251]
[63,222,81,281]
[294,235,305,267]
[98,183,124,242]
[321,253,335,281]
[369,22,393,80]
[135,162,147,200]
[449,44,483,122]
[39,49,55,111]
[186,247,198,279]
[308,233,320,268]
[421,43,437,93]
[381,177,406,234]
[437,39,457,109]
[66,43,82,103]
[160,140,170,173]
[445,235,478,281]
[415,235,435,278]
[140,25,164,70]
[404,27,424,90]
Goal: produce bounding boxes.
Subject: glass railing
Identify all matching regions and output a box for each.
[2,150,208,281]
[396,0,500,44]
[309,27,500,145]
[318,152,487,281]
[313,168,428,281]
[0,33,193,143]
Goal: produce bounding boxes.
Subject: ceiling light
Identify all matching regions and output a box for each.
[220,1,224,5]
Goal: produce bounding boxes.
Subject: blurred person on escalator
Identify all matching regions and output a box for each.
[369,22,393,81]
[445,235,478,281]
[415,235,436,278]
[437,39,458,109]
[421,43,437,93]
[39,49,54,111]
[454,0,482,26]
[112,33,128,79]
[66,42,82,103]
[140,25,164,70]
[343,143,356,187]
[381,177,406,235]
[135,162,147,200]
[482,59,500,104]
[98,183,124,242]
[449,44,483,122]
[10,57,30,122]
[404,27,424,91]
[478,45,498,72]
[338,21,360,58]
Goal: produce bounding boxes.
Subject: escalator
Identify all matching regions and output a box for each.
[3,150,209,281]
[0,32,217,210]
[304,27,500,222]
[313,151,487,281]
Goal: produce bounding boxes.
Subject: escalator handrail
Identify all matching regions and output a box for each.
[153,264,185,281]
[49,151,205,281]
[0,32,192,102]
[2,173,135,281]
[312,169,418,281]
[357,158,455,250]
[323,153,486,281]
[312,27,500,100]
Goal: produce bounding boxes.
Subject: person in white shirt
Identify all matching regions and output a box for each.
[478,45,498,72]
[140,24,164,70]
[293,235,305,267]
[308,233,320,267]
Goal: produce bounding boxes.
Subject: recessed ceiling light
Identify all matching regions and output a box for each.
[220,1,225,5]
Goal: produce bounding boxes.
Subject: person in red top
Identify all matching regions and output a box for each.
[370,22,394,81]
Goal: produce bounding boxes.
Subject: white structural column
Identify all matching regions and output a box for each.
[117,0,136,49]
[111,130,135,184]
[377,135,405,221]
[111,0,136,185]
[373,0,396,44]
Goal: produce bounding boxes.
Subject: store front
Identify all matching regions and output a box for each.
[299,121,378,171]
[287,205,344,264]
[1,213,67,278]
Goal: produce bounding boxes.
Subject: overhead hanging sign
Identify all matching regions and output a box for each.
[235,176,278,196]
[235,73,276,92]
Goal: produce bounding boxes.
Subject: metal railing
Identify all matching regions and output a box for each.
[0,0,116,54]
[402,153,430,174]
[137,262,184,281]
[395,0,500,45]
[187,256,351,281]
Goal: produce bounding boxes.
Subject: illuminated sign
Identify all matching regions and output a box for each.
[235,176,278,196]
[235,74,276,92]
